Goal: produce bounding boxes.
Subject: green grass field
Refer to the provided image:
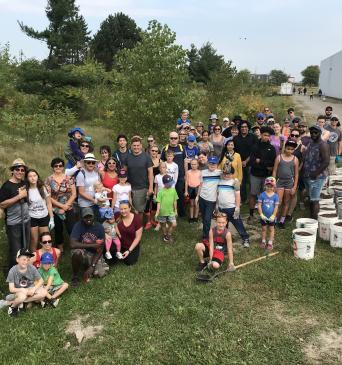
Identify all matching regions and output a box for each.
[0,96,341,365]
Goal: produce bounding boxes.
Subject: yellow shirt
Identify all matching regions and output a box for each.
[218,152,243,183]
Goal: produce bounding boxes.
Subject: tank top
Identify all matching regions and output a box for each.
[33,248,58,268]
[102,172,118,200]
[213,226,228,250]
[276,155,295,180]
[210,136,225,158]
[303,140,328,179]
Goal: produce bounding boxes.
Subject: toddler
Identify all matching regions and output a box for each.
[112,169,132,217]
[103,210,122,260]
[64,127,85,169]
[94,181,112,219]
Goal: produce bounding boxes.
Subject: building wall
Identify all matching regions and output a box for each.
[319,50,342,99]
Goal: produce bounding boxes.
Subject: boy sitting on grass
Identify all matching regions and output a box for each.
[194,212,235,272]
[155,174,178,243]
[39,252,69,308]
[0,248,47,317]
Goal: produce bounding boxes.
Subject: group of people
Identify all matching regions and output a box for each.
[0,105,341,317]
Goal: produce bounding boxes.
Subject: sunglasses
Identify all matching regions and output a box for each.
[107,162,116,165]
[148,139,154,142]
[42,240,52,244]
[151,149,158,152]
[81,144,90,148]
[290,134,299,137]
[214,128,221,131]
[85,161,96,165]
[14,167,25,172]
[170,137,178,140]
[53,163,63,168]
[310,130,320,134]
[257,118,264,120]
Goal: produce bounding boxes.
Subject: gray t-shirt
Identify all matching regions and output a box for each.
[126,152,153,190]
[324,125,342,156]
[76,169,100,208]
[6,264,41,288]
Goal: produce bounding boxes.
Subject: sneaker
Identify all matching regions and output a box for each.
[0,299,8,309]
[188,218,194,224]
[144,222,153,230]
[285,215,293,223]
[267,243,273,251]
[163,234,169,242]
[299,202,305,211]
[227,264,236,272]
[196,262,207,272]
[41,300,46,308]
[51,298,60,308]
[278,222,285,229]
[260,241,266,249]
[116,252,123,260]
[8,306,19,317]
[243,239,250,248]
[71,276,80,288]
[105,251,113,260]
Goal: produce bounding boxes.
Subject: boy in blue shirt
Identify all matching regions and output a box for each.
[257,177,279,251]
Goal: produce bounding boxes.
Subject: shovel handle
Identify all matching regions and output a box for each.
[234,251,280,270]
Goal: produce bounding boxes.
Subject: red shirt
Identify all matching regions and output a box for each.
[117,214,142,249]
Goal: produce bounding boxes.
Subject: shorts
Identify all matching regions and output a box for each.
[30,215,50,228]
[260,219,276,227]
[158,215,177,224]
[202,244,224,265]
[250,175,265,196]
[303,178,326,202]
[188,186,199,200]
[46,284,63,294]
[276,178,294,190]
[132,189,148,213]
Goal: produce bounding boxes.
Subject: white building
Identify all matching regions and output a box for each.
[319,50,342,99]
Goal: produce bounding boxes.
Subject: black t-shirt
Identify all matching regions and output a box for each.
[161,145,186,179]
[70,221,105,253]
[233,133,258,161]
[112,149,131,169]
[0,180,29,225]
[126,152,153,190]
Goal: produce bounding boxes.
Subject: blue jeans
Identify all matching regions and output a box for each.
[199,197,216,239]
[219,207,249,241]
[304,178,326,201]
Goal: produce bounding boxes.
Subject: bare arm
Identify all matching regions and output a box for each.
[78,186,96,204]
[208,228,214,261]
[272,155,280,178]
[147,167,154,194]
[312,142,330,178]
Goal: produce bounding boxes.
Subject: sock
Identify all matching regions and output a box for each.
[280,216,285,223]
[262,239,266,243]
[249,208,254,216]
[268,240,273,245]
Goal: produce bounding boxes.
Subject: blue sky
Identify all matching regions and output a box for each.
[0,0,341,80]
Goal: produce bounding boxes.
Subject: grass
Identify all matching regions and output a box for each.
[0,96,342,365]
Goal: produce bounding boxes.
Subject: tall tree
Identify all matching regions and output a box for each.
[301,65,320,86]
[91,13,141,71]
[269,69,289,85]
[18,0,90,68]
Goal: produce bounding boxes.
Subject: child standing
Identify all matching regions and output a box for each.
[156,175,178,243]
[112,169,132,218]
[165,150,179,186]
[184,134,200,170]
[94,181,112,219]
[102,209,123,260]
[258,177,279,251]
[64,127,85,169]
[38,252,69,308]
[194,212,235,271]
[154,161,167,231]
[185,159,201,223]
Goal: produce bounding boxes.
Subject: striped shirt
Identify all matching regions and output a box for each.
[217,178,240,209]
[199,169,221,202]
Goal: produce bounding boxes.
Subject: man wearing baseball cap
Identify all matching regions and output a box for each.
[302,125,330,219]
[0,158,30,268]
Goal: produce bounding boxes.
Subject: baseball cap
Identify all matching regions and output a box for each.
[162,174,173,185]
[118,169,127,178]
[264,176,276,187]
[208,156,219,164]
[256,113,265,119]
[223,117,229,122]
[68,127,85,138]
[16,248,34,258]
[309,125,321,133]
[81,207,94,218]
[40,252,54,264]
[187,134,196,142]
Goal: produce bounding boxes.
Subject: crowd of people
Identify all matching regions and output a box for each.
[0,104,341,317]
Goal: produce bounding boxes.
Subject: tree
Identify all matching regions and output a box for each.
[18,0,90,68]
[269,69,289,85]
[91,13,141,71]
[111,20,190,138]
[301,65,320,86]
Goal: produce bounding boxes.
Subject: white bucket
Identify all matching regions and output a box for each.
[318,213,339,241]
[319,194,334,205]
[319,208,337,215]
[338,201,342,219]
[292,228,316,260]
[333,189,342,200]
[330,220,342,248]
[296,218,318,238]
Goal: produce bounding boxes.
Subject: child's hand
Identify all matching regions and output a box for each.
[260,213,268,221]
[269,214,276,222]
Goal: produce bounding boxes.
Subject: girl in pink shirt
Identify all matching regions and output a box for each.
[185,159,201,223]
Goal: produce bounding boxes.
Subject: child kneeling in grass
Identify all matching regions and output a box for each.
[258,176,279,251]
[0,248,47,317]
[194,212,235,272]
[39,252,69,308]
[155,174,178,243]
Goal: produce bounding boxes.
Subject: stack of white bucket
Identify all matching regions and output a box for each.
[293,168,342,260]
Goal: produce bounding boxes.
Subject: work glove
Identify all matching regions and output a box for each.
[48,218,55,231]
[268,214,276,222]
[336,155,341,163]
[233,208,240,219]
[260,213,268,221]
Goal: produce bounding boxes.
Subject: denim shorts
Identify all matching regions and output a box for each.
[304,178,326,201]
[158,215,177,224]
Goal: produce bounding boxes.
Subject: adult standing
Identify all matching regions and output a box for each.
[198,131,214,155]
[316,115,330,141]
[324,106,333,123]
[112,134,130,170]
[233,121,258,203]
[209,124,225,158]
[0,159,30,268]
[100,158,119,202]
[114,201,143,266]
[218,139,243,184]
[46,158,76,254]
[247,127,276,224]
[324,115,342,175]
[302,125,330,219]
[161,132,187,217]
[126,136,154,219]
[208,114,219,135]
[178,129,188,147]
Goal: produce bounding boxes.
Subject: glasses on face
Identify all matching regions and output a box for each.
[265,109,269,112]
[108,162,116,165]
[14,167,25,172]
[53,164,63,168]
[214,128,221,131]
[42,240,52,245]
[86,161,96,165]
[148,139,154,143]
[257,118,264,121]
[151,149,158,152]
[290,134,299,137]
[170,137,178,140]
[81,144,89,148]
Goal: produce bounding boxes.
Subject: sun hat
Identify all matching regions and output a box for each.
[41,252,54,265]
[209,114,218,120]
[68,127,85,138]
[10,158,27,171]
[83,153,98,162]
[16,248,34,258]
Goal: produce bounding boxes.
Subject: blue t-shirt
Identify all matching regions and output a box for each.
[258,191,279,218]
[185,145,200,159]
[70,221,105,253]
[177,118,191,126]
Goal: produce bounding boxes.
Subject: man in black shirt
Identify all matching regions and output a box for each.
[112,134,131,169]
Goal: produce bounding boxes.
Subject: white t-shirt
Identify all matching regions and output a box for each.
[166,162,179,185]
[95,191,110,208]
[76,170,100,208]
[154,174,165,194]
[199,169,221,202]
[28,187,49,219]
[112,183,131,208]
